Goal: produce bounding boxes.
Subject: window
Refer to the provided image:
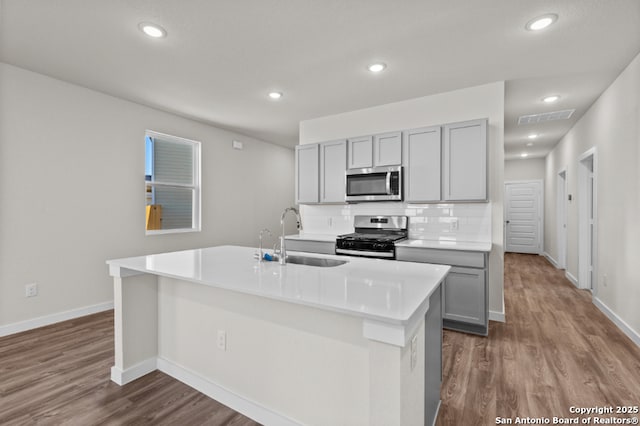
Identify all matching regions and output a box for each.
[145,130,201,234]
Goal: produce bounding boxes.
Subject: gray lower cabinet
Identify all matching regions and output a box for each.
[443,267,486,332]
[396,246,488,336]
[283,238,336,255]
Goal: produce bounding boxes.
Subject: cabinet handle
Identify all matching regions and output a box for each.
[451,271,481,277]
[385,172,391,195]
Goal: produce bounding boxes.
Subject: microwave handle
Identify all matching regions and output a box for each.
[385,172,391,195]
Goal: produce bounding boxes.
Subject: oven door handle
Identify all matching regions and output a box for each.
[335,248,395,258]
[385,172,391,195]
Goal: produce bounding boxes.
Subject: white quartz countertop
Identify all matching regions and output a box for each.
[107,245,449,327]
[396,239,492,252]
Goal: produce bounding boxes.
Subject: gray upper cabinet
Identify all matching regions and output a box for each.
[297,117,488,204]
[373,131,402,166]
[349,132,402,169]
[347,136,373,169]
[443,119,488,201]
[295,144,319,204]
[403,126,441,202]
[319,140,347,203]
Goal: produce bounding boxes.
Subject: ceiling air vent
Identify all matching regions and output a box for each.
[518,109,575,125]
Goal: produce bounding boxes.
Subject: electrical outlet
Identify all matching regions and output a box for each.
[450,219,459,231]
[25,283,38,298]
[410,335,418,370]
[217,330,227,351]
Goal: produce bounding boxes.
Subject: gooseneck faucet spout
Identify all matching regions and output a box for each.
[279,207,303,265]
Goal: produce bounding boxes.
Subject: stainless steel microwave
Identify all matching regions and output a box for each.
[345,166,403,202]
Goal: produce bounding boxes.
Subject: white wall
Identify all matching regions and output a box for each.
[505,158,545,182]
[299,81,505,320]
[0,63,295,329]
[544,51,640,339]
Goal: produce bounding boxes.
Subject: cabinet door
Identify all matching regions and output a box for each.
[319,140,347,203]
[295,144,319,204]
[442,267,485,325]
[403,126,441,202]
[443,119,487,201]
[373,131,402,166]
[348,136,373,169]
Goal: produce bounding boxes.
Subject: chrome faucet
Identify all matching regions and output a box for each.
[255,228,272,262]
[279,207,303,265]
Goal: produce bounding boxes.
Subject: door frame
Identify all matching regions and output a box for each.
[578,148,598,293]
[504,180,544,254]
[556,168,568,269]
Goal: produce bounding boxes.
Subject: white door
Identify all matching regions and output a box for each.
[505,181,543,254]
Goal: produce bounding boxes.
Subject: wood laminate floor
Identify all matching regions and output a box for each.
[1,253,639,425]
[437,253,640,425]
[0,311,260,425]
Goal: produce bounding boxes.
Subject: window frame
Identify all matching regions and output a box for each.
[145,130,202,236]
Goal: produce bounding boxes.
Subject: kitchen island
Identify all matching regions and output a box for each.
[107,245,449,426]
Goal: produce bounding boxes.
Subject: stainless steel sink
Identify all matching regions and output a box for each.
[285,255,348,267]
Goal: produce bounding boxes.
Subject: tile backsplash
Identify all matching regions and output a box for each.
[300,202,491,243]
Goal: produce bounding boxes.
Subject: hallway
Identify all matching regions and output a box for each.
[437,253,640,425]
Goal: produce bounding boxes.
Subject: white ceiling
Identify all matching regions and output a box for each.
[1,0,639,160]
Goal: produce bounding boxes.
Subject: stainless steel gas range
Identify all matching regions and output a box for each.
[335,215,408,259]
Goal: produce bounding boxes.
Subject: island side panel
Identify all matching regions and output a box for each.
[156,276,371,425]
[425,283,443,425]
[368,320,427,426]
[111,273,159,385]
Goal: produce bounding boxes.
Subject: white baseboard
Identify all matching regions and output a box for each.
[542,252,560,268]
[489,296,506,323]
[489,310,505,323]
[111,358,158,385]
[431,400,442,426]
[157,357,301,426]
[565,271,578,287]
[593,297,640,349]
[0,301,114,338]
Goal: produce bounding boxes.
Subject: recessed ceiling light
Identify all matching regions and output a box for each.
[268,91,283,100]
[521,153,529,158]
[139,22,167,38]
[368,63,387,73]
[525,14,558,31]
[543,95,560,103]
[527,134,538,139]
